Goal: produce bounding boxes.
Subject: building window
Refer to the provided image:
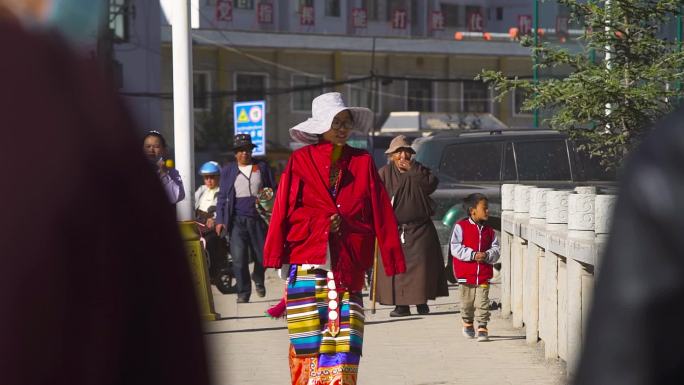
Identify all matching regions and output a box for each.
[347,77,381,113]
[462,81,490,113]
[496,7,503,21]
[292,74,325,111]
[194,72,211,111]
[235,73,267,103]
[513,88,532,116]
[361,0,379,21]
[387,0,406,21]
[325,0,340,17]
[235,0,254,9]
[109,0,129,41]
[440,3,461,28]
[406,79,433,112]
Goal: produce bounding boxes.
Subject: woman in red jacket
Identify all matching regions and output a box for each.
[263,92,406,385]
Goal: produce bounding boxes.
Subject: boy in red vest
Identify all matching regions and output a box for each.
[450,193,500,342]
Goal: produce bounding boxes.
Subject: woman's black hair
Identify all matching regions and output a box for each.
[143,130,167,148]
[463,193,488,216]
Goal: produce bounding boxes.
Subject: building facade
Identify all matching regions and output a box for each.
[157,0,579,150]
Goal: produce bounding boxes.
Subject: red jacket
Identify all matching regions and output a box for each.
[451,218,499,285]
[263,142,406,291]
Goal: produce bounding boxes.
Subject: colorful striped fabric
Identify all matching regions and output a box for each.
[287,266,365,356]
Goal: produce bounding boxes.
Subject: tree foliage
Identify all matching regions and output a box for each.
[479,0,684,170]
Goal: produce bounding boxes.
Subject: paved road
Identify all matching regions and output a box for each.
[204,269,566,385]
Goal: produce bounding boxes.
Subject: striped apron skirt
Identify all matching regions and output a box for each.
[286,265,364,385]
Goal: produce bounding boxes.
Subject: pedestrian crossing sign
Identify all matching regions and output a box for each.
[233,100,266,156]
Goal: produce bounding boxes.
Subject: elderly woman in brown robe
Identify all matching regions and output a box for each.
[375,135,449,317]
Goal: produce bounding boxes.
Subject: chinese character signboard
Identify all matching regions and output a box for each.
[431,11,444,31]
[352,8,367,28]
[518,14,532,35]
[233,101,266,156]
[392,9,407,29]
[556,16,569,37]
[467,9,483,32]
[300,5,315,26]
[258,3,273,24]
[216,0,233,22]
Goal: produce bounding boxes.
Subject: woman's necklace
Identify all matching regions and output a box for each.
[329,145,343,198]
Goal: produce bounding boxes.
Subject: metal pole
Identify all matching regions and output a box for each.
[533,0,539,128]
[171,0,195,220]
[369,36,377,153]
[677,7,682,99]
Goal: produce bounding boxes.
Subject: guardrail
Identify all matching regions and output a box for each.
[499,184,617,376]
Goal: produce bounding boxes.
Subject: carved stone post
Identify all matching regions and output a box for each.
[545,190,569,360]
[566,192,596,375]
[594,194,617,276]
[500,184,518,317]
[526,188,551,344]
[512,185,532,328]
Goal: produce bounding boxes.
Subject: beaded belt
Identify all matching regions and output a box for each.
[326,271,341,337]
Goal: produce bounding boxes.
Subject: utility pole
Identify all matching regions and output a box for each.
[368,36,377,153]
[532,0,539,128]
[171,0,195,220]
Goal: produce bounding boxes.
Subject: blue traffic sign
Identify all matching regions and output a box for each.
[233,100,266,156]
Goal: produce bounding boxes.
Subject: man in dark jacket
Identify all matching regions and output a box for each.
[574,108,684,384]
[0,15,208,385]
[216,134,275,303]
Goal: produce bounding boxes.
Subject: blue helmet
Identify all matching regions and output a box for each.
[199,161,220,175]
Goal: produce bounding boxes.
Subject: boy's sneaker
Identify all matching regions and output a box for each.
[477,326,489,342]
[462,323,475,339]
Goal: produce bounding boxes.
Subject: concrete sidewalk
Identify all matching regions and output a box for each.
[203,269,566,385]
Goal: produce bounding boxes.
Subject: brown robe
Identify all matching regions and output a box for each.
[375,161,449,305]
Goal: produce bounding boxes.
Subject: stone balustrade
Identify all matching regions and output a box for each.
[499,184,617,377]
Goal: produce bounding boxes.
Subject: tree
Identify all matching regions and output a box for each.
[195,99,234,151]
[479,0,684,170]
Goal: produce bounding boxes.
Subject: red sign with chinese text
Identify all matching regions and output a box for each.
[467,9,484,32]
[392,9,407,29]
[518,14,533,35]
[300,5,315,26]
[556,16,569,37]
[431,11,444,31]
[216,0,233,22]
[352,8,367,28]
[257,3,273,24]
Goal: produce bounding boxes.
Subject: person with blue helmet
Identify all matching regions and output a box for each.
[195,161,231,292]
[195,161,221,225]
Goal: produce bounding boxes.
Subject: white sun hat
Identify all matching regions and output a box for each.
[289,92,374,144]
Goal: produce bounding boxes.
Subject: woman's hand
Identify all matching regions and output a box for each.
[330,214,341,234]
[157,157,168,176]
[206,218,215,230]
[215,223,225,236]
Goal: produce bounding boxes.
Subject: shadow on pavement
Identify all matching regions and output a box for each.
[365,317,425,325]
[204,325,287,335]
[422,310,460,316]
[218,314,271,321]
[487,335,526,341]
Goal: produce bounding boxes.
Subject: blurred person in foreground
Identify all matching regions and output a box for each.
[263,92,406,385]
[0,5,209,385]
[375,135,449,317]
[574,109,684,384]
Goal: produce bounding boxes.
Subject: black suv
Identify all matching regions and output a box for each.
[413,129,617,250]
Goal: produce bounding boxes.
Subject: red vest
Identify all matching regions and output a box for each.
[452,218,495,285]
